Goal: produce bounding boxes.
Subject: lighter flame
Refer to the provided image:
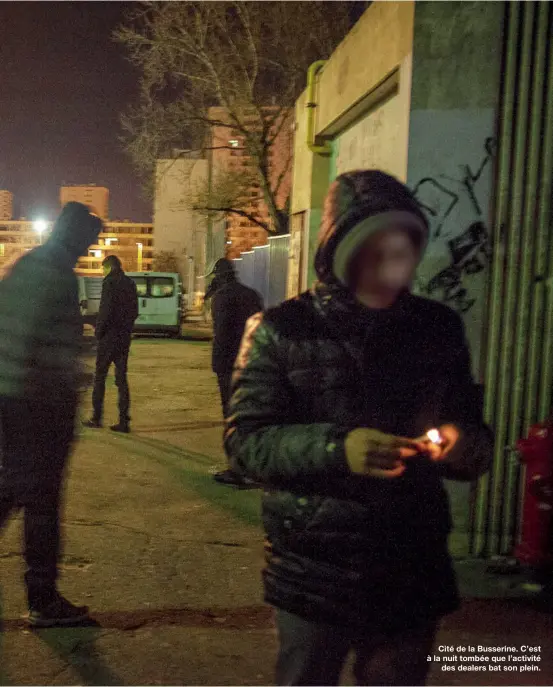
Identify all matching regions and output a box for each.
[427,429,442,445]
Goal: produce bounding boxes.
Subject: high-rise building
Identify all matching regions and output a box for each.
[209,107,293,260]
[0,217,154,277]
[76,220,154,275]
[0,190,13,221]
[60,185,109,220]
[0,186,153,277]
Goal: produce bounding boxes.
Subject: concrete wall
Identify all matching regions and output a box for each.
[407,0,504,379]
[153,159,208,300]
[406,1,504,555]
[289,0,505,554]
[314,2,415,135]
[330,53,412,182]
[290,1,415,291]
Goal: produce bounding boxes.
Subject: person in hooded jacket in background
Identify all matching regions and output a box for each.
[208,258,263,487]
[225,170,494,686]
[84,254,138,434]
[0,202,102,627]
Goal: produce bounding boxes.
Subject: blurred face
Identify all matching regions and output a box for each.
[102,263,111,277]
[349,227,419,305]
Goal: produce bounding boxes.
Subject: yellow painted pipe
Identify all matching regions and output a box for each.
[306,60,331,156]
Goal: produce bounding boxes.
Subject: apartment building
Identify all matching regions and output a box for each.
[0,218,153,277]
[0,190,13,221]
[60,185,109,220]
[76,220,154,275]
[209,106,293,260]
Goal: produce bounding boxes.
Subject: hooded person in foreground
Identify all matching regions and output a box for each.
[225,170,493,686]
[0,202,102,627]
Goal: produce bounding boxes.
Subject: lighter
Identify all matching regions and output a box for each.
[426,428,443,446]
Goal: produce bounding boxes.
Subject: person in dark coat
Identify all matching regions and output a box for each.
[225,170,494,686]
[0,202,102,627]
[84,255,138,433]
[209,258,263,486]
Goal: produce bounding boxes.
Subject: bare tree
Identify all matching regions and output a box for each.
[152,250,180,273]
[188,163,270,231]
[116,1,364,235]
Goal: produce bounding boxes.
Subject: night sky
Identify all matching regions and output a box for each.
[0,2,151,222]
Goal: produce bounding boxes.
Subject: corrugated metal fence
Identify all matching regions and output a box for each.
[232,234,290,308]
[471,1,553,557]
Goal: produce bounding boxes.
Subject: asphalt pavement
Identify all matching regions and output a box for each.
[0,339,551,686]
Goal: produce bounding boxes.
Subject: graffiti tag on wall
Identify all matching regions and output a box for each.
[413,138,496,314]
[425,221,492,313]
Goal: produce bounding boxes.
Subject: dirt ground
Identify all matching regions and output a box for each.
[0,338,552,686]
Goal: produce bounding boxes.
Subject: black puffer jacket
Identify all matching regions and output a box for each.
[225,173,493,633]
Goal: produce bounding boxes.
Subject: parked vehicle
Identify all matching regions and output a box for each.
[127,272,183,337]
[77,276,103,326]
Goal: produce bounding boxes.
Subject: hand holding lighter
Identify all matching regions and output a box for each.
[426,429,443,446]
[423,428,444,461]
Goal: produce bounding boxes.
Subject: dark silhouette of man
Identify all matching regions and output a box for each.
[0,202,102,627]
[209,258,263,486]
[85,255,138,433]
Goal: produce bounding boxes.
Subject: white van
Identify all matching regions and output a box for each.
[127,272,183,337]
[77,276,104,326]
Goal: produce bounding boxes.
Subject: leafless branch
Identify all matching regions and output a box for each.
[194,205,271,233]
[273,143,294,198]
[116,1,362,235]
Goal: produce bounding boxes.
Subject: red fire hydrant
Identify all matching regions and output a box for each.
[515,422,553,568]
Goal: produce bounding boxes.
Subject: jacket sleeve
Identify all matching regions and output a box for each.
[224,313,350,488]
[95,278,113,340]
[436,312,494,482]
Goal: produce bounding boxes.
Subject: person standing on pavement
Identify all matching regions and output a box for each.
[225,170,494,686]
[209,258,263,487]
[0,202,102,627]
[84,255,138,434]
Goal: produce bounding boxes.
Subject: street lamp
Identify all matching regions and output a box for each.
[33,219,48,244]
[137,242,143,271]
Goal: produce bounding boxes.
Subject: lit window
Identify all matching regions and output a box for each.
[150,277,175,298]
[229,139,239,148]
